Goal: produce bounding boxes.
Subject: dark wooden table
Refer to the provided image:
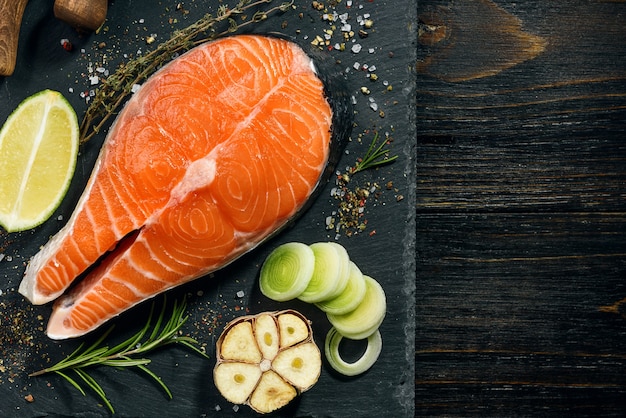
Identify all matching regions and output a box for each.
[416,0,626,415]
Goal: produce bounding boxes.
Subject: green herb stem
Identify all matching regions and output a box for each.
[351,132,398,174]
[80,0,294,144]
[29,297,208,414]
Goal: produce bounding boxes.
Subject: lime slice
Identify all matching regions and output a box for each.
[0,90,79,232]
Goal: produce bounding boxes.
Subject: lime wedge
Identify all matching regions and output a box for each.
[0,90,79,232]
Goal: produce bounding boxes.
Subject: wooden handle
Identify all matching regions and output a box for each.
[54,0,108,31]
[0,0,29,77]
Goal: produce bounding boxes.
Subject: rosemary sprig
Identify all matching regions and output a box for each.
[80,0,294,144]
[30,297,208,414]
[351,132,398,174]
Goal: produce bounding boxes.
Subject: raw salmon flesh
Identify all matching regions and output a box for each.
[19,35,352,339]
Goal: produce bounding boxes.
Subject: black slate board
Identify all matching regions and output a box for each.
[0,1,417,417]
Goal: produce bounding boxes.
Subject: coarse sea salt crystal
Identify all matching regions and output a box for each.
[0,254,4,262]
[131,84,142,93]
[236,290,245,298]
[353,62,361,70]
[89,75,99,85]
[351,44,362,53]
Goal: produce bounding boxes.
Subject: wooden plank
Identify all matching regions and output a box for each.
[417,138,626,211]
[416,213,626,415]
[416,0,626,212]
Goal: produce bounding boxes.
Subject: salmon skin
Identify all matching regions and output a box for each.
[19,34,352,339]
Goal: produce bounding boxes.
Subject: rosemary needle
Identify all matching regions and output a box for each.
[29,297,208,414]
[352,132,398,174]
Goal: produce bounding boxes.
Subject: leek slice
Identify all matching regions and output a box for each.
[324,327,382,376]
[259,242,315,301]
[315,261,367,315]
[298,242,351,303]
[326,275,386,340]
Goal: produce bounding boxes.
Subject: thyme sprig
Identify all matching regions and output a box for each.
[80,0,294,144]
[30,297,208,414]
[351,132,398,174]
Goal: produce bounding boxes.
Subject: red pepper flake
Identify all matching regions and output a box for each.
[60,38,72,52]
[369,230,377,236]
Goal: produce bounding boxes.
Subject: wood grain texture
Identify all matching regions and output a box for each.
[0,0,29,76]
[416,0,626,415]
[53,0,108,31]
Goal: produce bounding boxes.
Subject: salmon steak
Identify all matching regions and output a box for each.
[19,34,352,339]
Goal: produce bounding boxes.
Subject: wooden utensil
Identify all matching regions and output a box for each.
[54,0,108,32]
[0,0,29,76]
[0,0,108,77]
